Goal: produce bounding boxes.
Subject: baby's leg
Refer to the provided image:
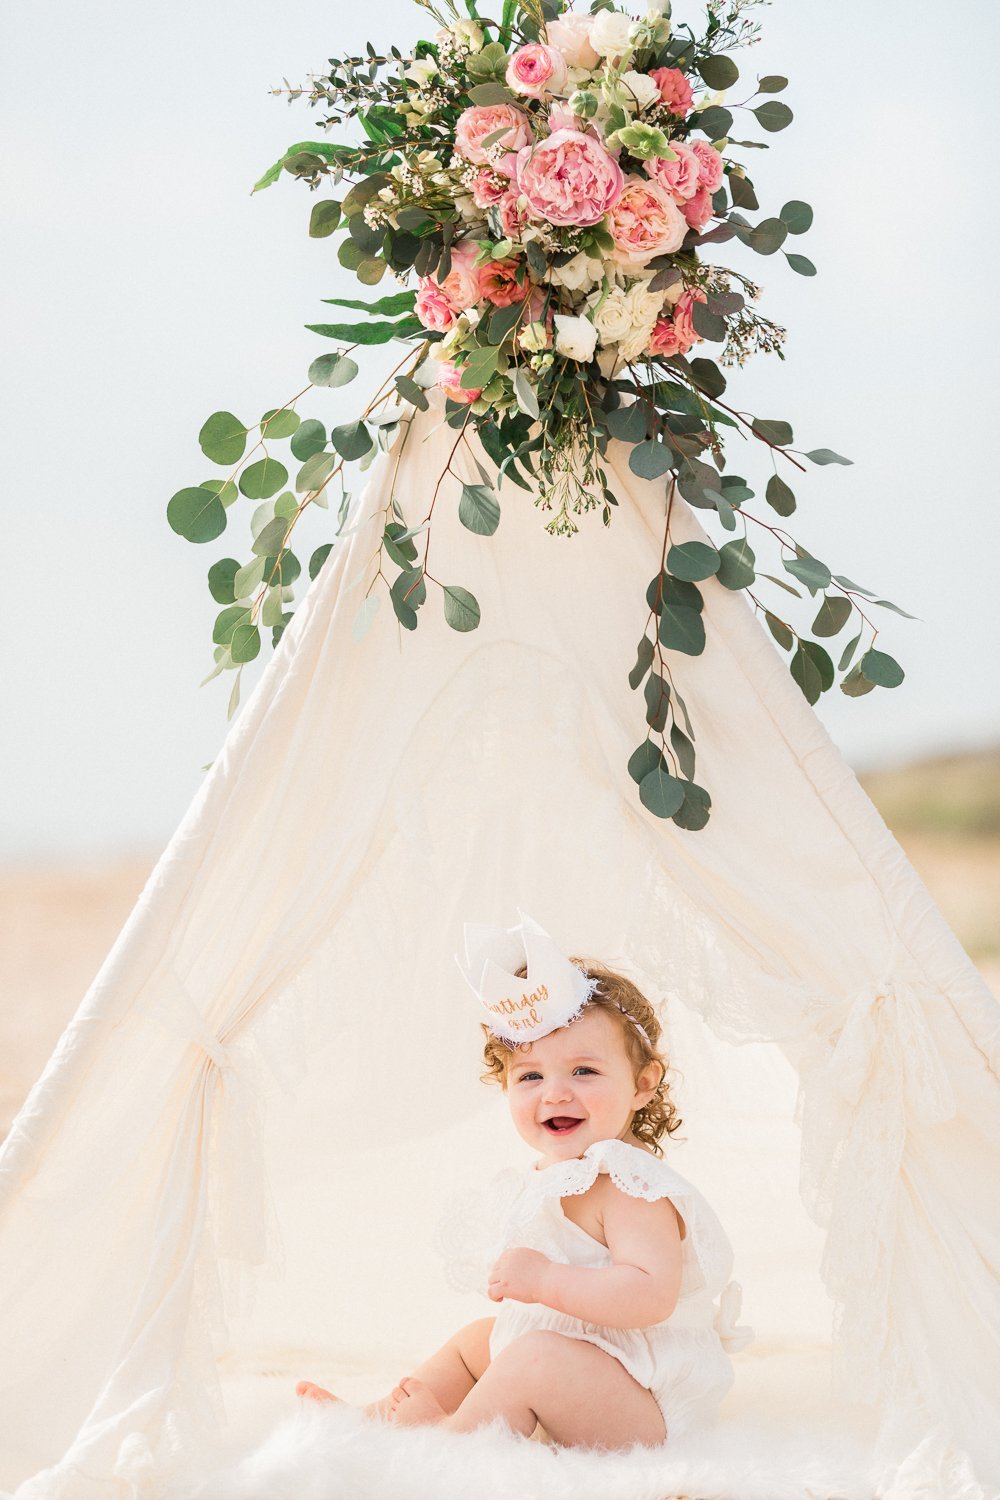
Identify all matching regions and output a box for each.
[296,1316,495,1419]
[396,1331,667,1450]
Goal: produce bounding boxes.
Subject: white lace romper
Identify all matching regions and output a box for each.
[443,1137,754,1439]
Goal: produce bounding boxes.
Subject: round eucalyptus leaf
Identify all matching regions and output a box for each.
[658,603,706,656]
[230,621,261,664]
[697,53,739,89]
[812,595,853,637]
[296,451,336,494]
[752,417,794,447]
[239,457,288,500]
[630,440,675,481]
[233,556,266,597]
[639,766,687,819]
[667,541,720,582]
[459,483,501,536]
[199,411,247,466]
[627,740,663,785]
[443,584,481,632]
[765,612,794,651]
[780,200,813,235]
[790,644,823,705]
[696,105,733,138]
[308,352,360,388]
[716,537,756,590]
[765,474,796,516]
[756,75,788,93]
[252,516,291,558]
[860,648,905,688]
[212,604,252,646]
[257,410,298,443]
[785,252,817,277]
[309,199,342,238]
[208,557,241,604]
[841,664,877,697]
[338,238,366,271]
[784,554,832,592]
[357,257,388,285]
[263,549,301,588]
[309,543,334,580]
[392,568,427,614]
[167,486,227,543]
[749,217,788,255]
[753,100,794,132]
[201,478,239,508]
[274,489,298,519]
[671,780,712,831]
[806,447,852,466]
[331,420,374,461]
[290,418,328,462]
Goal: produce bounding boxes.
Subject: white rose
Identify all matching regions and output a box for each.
[404,57,438,88]
[554,313,599,362]
[620,70,661,113]
[588,10,634,59]
[452,19,484,50]
[589,286,633,347]
[545,14,601,69]
[548,251,605,293]
[625,280,666,326]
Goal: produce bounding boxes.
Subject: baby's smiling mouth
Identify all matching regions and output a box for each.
[542,1116,584,1134]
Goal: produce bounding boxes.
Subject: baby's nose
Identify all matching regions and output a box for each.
[542,1077,574,1102]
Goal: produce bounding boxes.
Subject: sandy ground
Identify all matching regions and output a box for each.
[1,828,997,1145]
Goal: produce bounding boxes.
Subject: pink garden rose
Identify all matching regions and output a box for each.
[515,129,625,227]
[497,189,528,240]
[505,42,568,99]
[608,175,688,264]
[472,168,509,210]
[455,103,533,165]
[649,67,695,117]
[690,139,724,192]
[478,258,530,308]
[436,359,481,404]
[415,279,456,332]
[673,287,708,350]
[646,141,702,203]
[682,185,714,232]
[437,241,481,311]
[545,13,600,70]
[649,287,708,358]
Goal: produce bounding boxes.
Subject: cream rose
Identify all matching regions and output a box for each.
[589,286,633,347]
[547,250,605,293]
[619,70,661,114]
[554,312,599,362]
[545,14,601,70]
[588,10,634,59]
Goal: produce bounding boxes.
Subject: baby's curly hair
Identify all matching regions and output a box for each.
[480,958,683,1156]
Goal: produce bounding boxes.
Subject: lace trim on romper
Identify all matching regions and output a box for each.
[436,1138,754,1440]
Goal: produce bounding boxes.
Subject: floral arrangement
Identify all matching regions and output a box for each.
[169,0,911,832]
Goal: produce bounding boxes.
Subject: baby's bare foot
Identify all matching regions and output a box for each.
[387,1376,448,1428]
[295,1380,339,1403]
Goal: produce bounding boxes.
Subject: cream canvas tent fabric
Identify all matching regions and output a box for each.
[1,395,998,1500]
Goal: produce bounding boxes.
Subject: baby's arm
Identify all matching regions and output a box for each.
[488,1184,683,1329]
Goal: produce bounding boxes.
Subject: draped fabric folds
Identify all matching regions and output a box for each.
[0,395,997,1498]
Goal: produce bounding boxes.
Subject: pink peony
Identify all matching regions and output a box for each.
[515,129,625,227]
[645,141,702,203]
[455,103,533,166]
[478,258,530,307]
[690,139,724,192]
[649,67,695,117]
[436,359,481,404]
[472,168,509,209]
[682,185,714,232]
[415,279,456,332]
[608,174,688,264]
[505,42,568,100]
[497,189,528,241]
[545,13,600,70]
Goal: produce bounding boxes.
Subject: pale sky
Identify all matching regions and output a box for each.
[3,0,999,859]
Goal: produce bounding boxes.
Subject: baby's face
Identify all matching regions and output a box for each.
[505,1006,657,1163]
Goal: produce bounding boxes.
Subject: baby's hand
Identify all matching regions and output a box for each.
[488,1247,552,1305]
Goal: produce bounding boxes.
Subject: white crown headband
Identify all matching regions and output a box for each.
[454,909,652,1050]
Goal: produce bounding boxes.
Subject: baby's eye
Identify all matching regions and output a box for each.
[516,1071,542,1083]
[574,1066,598,1075]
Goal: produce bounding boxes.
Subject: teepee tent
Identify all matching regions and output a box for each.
[1,397,998,1499]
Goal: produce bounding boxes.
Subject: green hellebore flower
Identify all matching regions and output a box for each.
[569,89,600,120]
[616,123,675,160]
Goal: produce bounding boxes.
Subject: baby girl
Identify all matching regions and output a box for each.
[296,912,751,1451]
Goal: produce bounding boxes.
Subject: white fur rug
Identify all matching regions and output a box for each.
[171,1400,992,1500]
